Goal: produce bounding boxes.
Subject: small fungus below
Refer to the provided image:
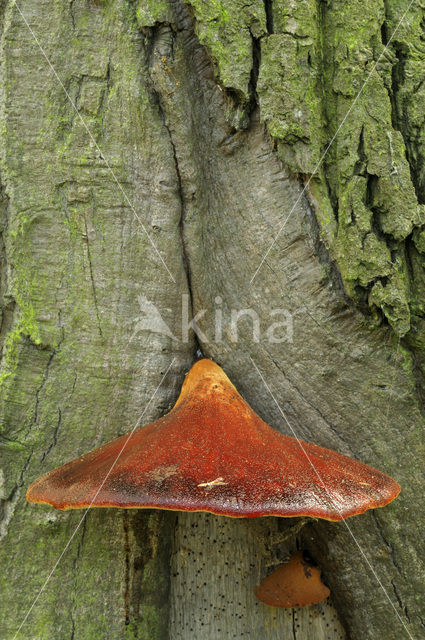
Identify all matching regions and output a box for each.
[254,551,330,608]
[27,359,400,519]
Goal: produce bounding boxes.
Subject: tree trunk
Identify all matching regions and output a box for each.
[1,1,424,639]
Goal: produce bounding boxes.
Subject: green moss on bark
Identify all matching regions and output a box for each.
[184,0,425,336]
[257,0,323,174]
[0,1,189,638]
[185,0,266,101]
[136,0,171,26]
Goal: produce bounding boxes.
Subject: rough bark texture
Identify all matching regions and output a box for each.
[1,0,424,639]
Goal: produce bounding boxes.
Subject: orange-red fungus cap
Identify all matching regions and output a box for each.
[254,551,330,608]
[26,358,400,519]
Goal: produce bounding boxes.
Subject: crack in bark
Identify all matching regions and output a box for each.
[1,326,67,537]
[373,5,425,418]
[69,0,76,31]
[83,211,104,340]
[0,485,20,542]
[40,408,62,464]
[370,510,402,577]
[102,56,112,114]
[70,615,75,640]
[74,514,87,563]
[404,341,425,418]
[123,510,131,626]
[32,351,56,431]
[391,579,411,624]
[382,5,424,206]
[0,432,24,448]
[169,125,196,341]
[144,19,200,353]
[292,608,297,639]
[314,0,340,226]
[31,322,76,469]
[302,177,348,302]
[248,28,261,122]
[27,320,65,441]
[264,0,273,34]
[306,0,423,341]
[0,449,33,542]
[0,176,13,366]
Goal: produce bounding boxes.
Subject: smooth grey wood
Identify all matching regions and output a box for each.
[170,513,346,639]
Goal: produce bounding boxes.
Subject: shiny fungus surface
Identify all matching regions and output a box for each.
[27,359,400,519]
[254,551,330,608]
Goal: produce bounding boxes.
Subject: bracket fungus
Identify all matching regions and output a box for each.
[27,358,400,520]
[254,551,330,608]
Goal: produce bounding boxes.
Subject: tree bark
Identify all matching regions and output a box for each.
[1,1,424,639]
